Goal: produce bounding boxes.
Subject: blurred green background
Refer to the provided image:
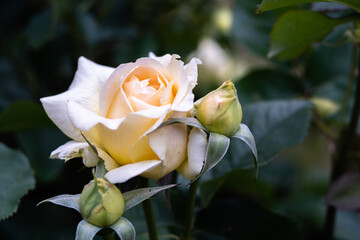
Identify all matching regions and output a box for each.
[0,0,360,239]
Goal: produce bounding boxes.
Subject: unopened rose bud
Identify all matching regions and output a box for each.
[79,177,125,227]
[196,80,242,136]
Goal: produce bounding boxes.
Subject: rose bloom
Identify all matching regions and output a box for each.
[41,53,202,183]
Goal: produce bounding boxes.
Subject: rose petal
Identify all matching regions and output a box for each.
[149,53,180,68]
[100,58,169,117]
[41,57,114,141]
[128,135,158,163]
[96,109,169,165]
[69,57,115,90]
[105,160,162,183]
[177,128,207,180]
[95,147,120,171]
[145,123,187,179]
[82,147,99,167]
[50,140,88,160]
[170,56,201,112]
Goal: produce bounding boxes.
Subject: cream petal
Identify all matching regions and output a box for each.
[95,147,120,171]
[129,97,155,111]
[177,128,207,180]
[68,100,124,131]
[41,57,114,141]
[96,107,169,165]
[82,147,99,167]
[146,123,188,179]
[149,52,180,68]
[69,57,115,90]
[50,140,88,160]
[99,63,135,117]
[105,160,162,183]
[171,57,201,112]
[41,91,83,141]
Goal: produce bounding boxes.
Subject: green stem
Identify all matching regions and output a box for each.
[182,178,200,240]
[323,45,360,239]
[339,44,358,126]
[142,198,158,240]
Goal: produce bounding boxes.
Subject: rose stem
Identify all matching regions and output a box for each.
[323,43,360,239]
[141,179,158,240]
[182,178,200,240]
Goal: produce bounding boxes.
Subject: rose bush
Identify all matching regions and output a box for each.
[41,53,202,183]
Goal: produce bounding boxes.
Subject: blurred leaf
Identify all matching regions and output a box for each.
[109,217,136,240]
[258,0,360,12]
[200,169,274,208]
[202,100,312,181]
[306,40,352,89]
[234,0,277,56]
[196,198,301,239]
[123,184,177,212]
[335,210,360,240]
[25,8,55,49]
[325,173,360,210]
[268,10,356,60]
[17,128,68,183]
[0,100,54,132]
[0,59,32,111]
[38,194,81,212]
[236,69,304,104]
[0,143,35,220]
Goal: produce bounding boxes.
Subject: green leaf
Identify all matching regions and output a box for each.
[268,10,357,60]
[0,143,35,220]
[0,100,54,132]
[109,217,136,240]
[325,173,360,210]
[159,117,207,132]
[192,132,230,183]
[202,132,230,174]
[258,0,360,13]
[232,123,258,180]
[75,220,101,240]
[202,100,312,180]
[122,184,177,212]
[37,194,81,212]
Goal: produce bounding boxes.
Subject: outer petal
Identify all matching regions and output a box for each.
[41,57,115,141]
[68,100,170,165]
[50,141,88,160]
[149,53,180,68]
[145,123,188,179]
[69,56,115,90]
[51,140,101,168]
[177,128,207,180]
[95,147,120,170]
[105,160,162,183]
[170,57,201,112]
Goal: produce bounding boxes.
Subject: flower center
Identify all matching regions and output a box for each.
[122,66,173,111]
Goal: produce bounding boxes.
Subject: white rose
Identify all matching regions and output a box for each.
[41,53,201,183]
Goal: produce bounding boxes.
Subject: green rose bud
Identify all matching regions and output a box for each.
[79,177,125,227]
[196,80,242,136]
